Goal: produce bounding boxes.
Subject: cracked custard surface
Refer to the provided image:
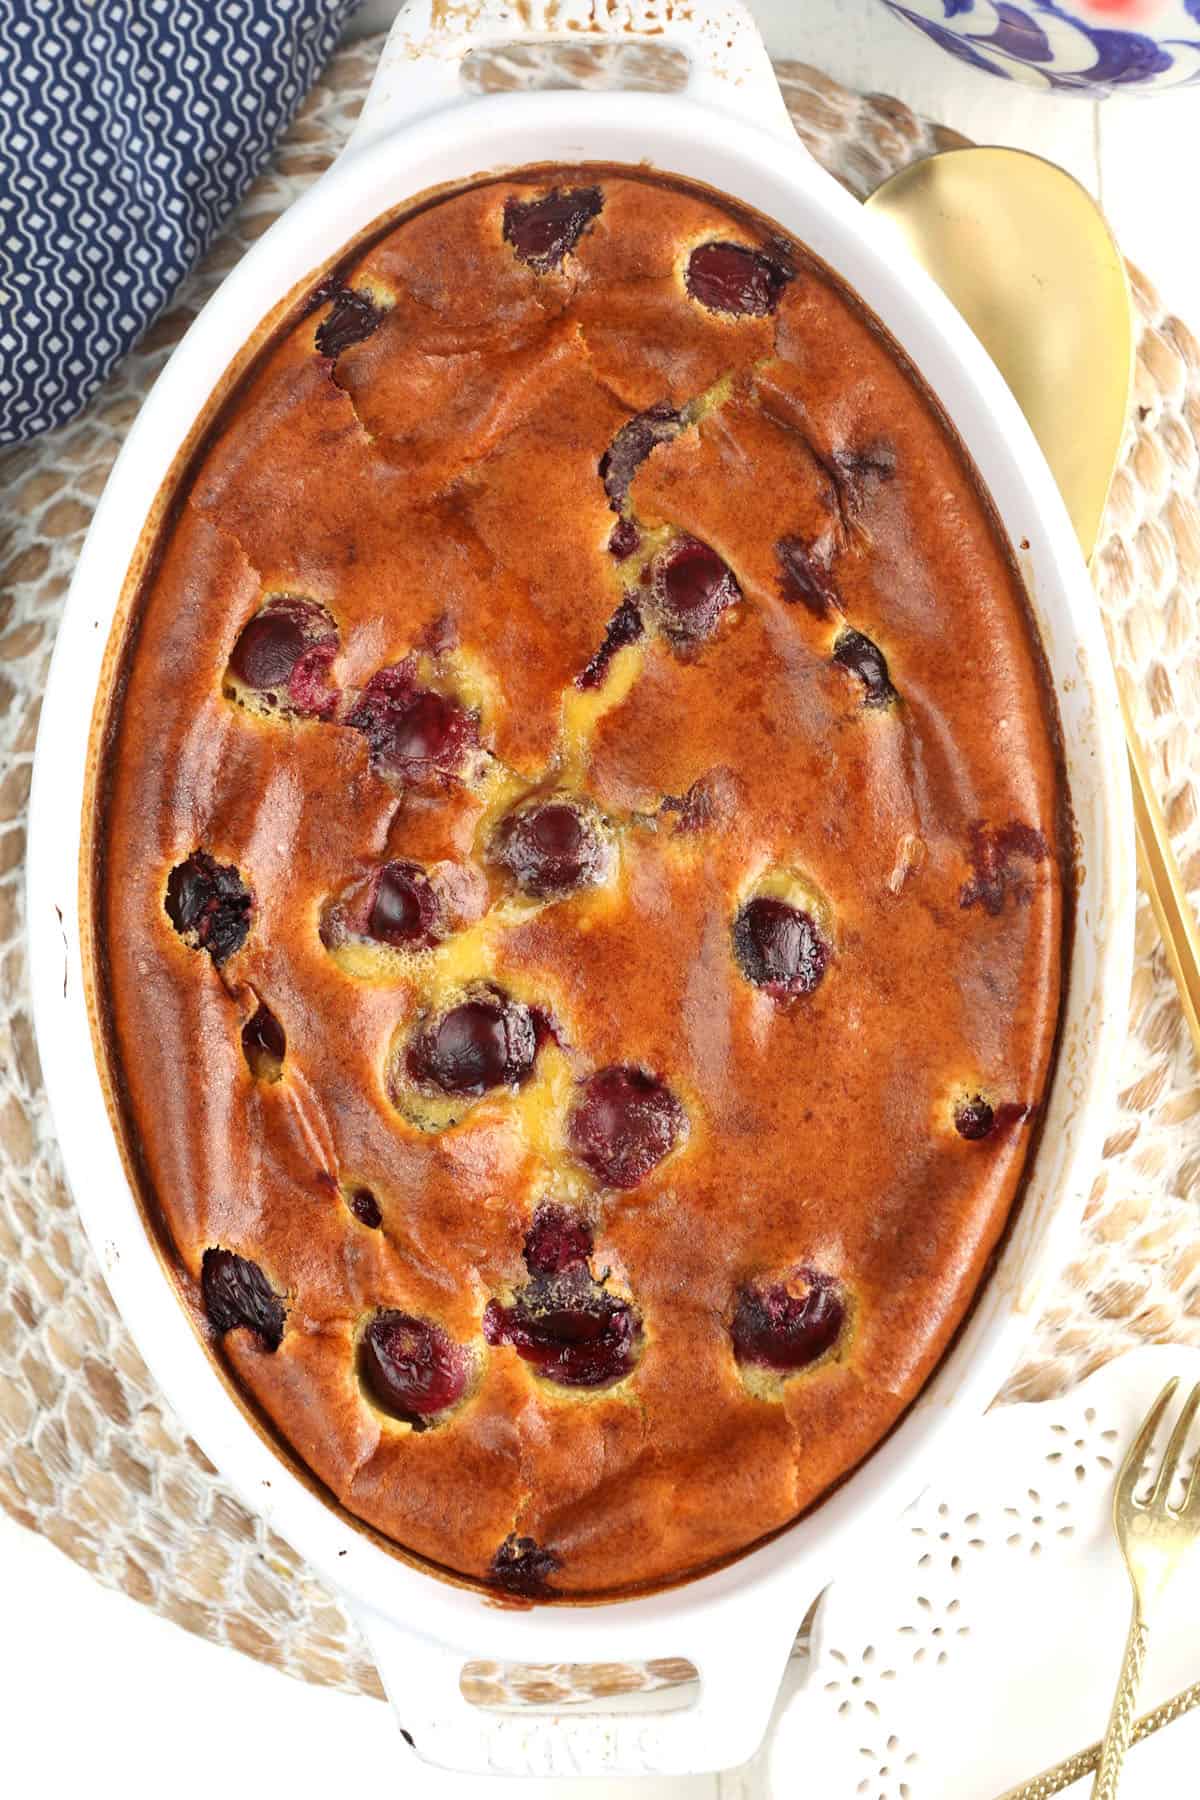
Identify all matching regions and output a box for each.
[97,167,1067,1598]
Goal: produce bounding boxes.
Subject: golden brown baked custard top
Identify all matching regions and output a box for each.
[97,166,1066,1600]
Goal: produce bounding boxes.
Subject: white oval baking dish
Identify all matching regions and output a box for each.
[27,0,1134,1778]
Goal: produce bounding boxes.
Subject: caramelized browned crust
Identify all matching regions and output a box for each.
[97,167,1065,1597]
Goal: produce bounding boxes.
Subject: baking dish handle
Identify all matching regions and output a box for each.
[343,0,795,156]
[353,1602,799,1777]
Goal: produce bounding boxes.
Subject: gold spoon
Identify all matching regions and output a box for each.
[865,147,1200,1063]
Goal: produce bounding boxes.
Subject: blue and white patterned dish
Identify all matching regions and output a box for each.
[877,0,1200,93]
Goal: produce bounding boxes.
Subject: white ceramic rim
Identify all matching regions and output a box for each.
[25,0,1135,1773]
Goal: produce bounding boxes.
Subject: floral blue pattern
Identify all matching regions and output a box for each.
[878,0,1200,92]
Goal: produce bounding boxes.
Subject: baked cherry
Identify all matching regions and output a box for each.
[484,1269,640,1389]
[577,597,644,691]
[777,534,839,618]
[490,1533,561,1597]
[733,897,829,998]
[242,1001,285,1081]
[359,1310,469,1426]
[368,861,440,947]
[315,287,383,358]
[165,852,252,964]
[960,820,1049,916]
[833,628,896,707]
[685,241,792,317]
[523,1204,593,1276]
[376,690,472,775]
[408,993,539,1097]
[599,402,683,511]
[954,1095,1030,1138]
[201,1248,285,1350]
[956,1096,993,1140]
[228,597,339,718]
[567,1066,685,1190]
[651,535,740,647]
[230,605,304,689]
[492,798,610,900]
[660,766,740,835]
[349,1187,382,1228]
[732,1268,845,1373]
[608,518,641,560]
[502,186,603,271]
[289,650,340,719]
[321,860,442,953]
[346,664,479,784]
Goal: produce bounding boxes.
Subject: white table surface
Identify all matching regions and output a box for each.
[3,4,1197,1797]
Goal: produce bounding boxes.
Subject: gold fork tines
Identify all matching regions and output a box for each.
[1091,1378,1200,1799]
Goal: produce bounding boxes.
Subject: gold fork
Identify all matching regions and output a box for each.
[1091,1378,1200,1797]
[994,1377,1200,1799]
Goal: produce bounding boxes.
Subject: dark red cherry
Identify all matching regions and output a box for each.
[389,692,471,768]
[489,1533,561,1597]
[201,1248,285,1350]
[660,766,740,835]
[833,629,896,707]
[288,643,340,717]
[777,534,839,617]
[242,1002,285,1080]
[165,852,252,964]
[599,402,682,511]
[955,1095,1030,1138]
[483,1267,640,1389]
[349,1187,382,1228]
[955,1095,994,1140]
[686,241,793,317]
[523,1204,593,1276]
[960,820,1049,916]
[567,1066,684,1190]
[608,518,641,560]
[230,609,305,688]
[228,598,339,717]
[502,186,603,271]
[346,665,478,783]
[408,994,539,1096]
[315,287,383,358]
[652,536,740,647]
[577,597,644,691]
[368,861,440,947]
[493,799,608,899]
[733,897,829,998]
[732,1268,845,1372]
[359,1311,469,1426]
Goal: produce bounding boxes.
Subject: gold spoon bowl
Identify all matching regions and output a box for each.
[866,148,1200,1061]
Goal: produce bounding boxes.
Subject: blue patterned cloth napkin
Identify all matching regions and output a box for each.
[0,0,362,447]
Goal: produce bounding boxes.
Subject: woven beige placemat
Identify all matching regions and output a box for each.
[1,37,1197,1708]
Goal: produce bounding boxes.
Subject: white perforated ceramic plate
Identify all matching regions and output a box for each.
[735,1346,1200,1799]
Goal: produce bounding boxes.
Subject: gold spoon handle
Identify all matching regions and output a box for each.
[994,1673,1200,1800]
[1119,676,1200,1062]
